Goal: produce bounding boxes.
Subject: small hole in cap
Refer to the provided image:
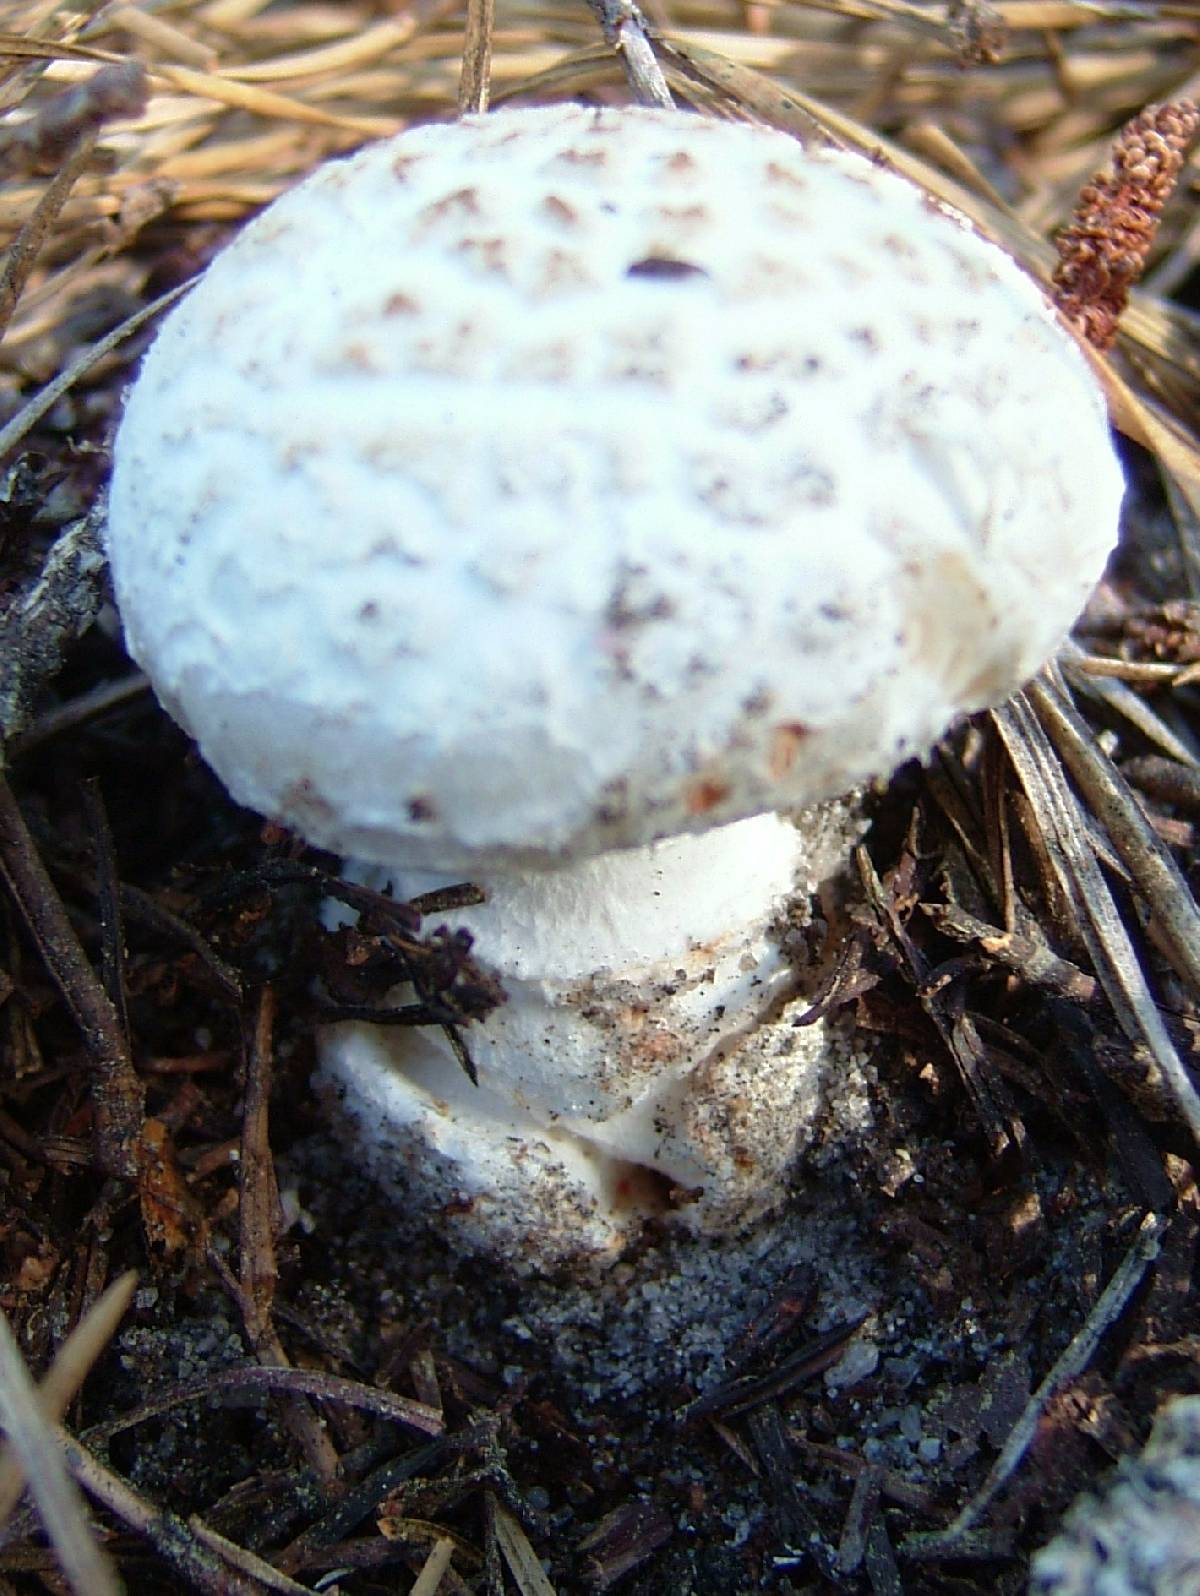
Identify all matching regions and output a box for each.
[625,257,709,281]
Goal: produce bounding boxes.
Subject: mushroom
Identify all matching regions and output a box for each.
[105,103,1125,1270]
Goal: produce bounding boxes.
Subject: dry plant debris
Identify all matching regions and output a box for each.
[1053,98,1200,351]
[1,1,1200,1593]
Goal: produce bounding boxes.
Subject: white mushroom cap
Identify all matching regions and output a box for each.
[106,103,1124,875]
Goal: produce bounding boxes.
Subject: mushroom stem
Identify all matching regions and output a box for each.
[318,808,855,1269]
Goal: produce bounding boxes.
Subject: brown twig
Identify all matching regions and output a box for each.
[0,62,146,178]
[276,1435,460,1575]
[1053,99,1200,350]
[0,509,110,746]
[921,901,1097,1004]
[994,693,1200,1147]
[236,985,341,1482]
[0,280,193,465]
[114,883,243,1005]
[7,673,150,757]
[240,984,281,1344]
[584,0,672,109]
[182,1520,316,1595]
[679,1315,868,1423]
[836,1464,884,1578]
[458,0,494,114]
[0,768,143,1178]
[903,1211,1166,1556]
[56,1427,271,1596]
[1030,669,1200,996]
[578,1501,673,1591]
[490,1494,557,1596]
[747,1405,838,1580]
[0,136,97,343]
[81,780,130,1044]
[85,1365,443,1444]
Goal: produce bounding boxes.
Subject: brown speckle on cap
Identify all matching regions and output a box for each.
[555,145,608,168]
[541,194,579,227]
[685,778,731,815]
[457,236,508,276]
[766,160,808,189]
[768,722,811,780]
[418,185,481,225]
[536,247,591,294]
